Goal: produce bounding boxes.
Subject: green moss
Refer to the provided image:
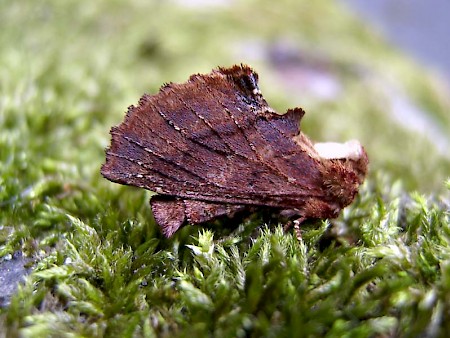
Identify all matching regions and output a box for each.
[5,179,449,337]
[1,0,449,337]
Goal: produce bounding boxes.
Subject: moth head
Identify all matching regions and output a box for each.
[314,140,369,207]
[314,140,368,181]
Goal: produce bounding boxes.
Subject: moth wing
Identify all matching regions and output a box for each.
[150,196,247,237]
[101,65,326,209]
[150,196,185,237]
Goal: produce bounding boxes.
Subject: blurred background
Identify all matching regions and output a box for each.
[1,0,449,201]
[342,0,450,85]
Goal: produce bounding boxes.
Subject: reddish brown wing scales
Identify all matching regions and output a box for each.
[102,65,323,203]
[150,196,246,237]
[150,197,186,237]
[101,64,368,237]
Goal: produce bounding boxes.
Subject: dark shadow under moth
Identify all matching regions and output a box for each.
[101,64,368,237]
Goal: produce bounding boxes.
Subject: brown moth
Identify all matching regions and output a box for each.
[101,64,368,237]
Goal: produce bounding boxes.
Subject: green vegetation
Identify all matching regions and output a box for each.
[1,0,449,337]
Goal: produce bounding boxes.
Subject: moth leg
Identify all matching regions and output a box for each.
[283,215,305,241]
[293,218,303,241]
[283,221,293,232]
[150,195,186,237]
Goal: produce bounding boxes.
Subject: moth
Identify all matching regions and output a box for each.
[101,64,368,237]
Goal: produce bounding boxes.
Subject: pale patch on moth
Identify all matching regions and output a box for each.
[314,140,364,161]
